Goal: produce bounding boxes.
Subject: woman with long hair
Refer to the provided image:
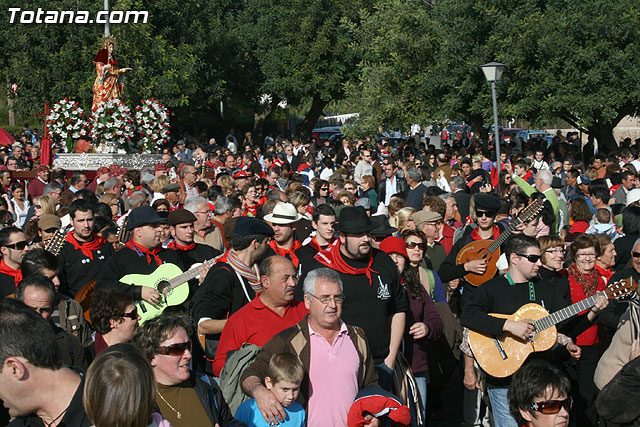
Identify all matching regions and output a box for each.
[389,207,416,235]
[497,169,516,199]
[401,229,447,303]
[10,183,30,228]
[380,236,443,420]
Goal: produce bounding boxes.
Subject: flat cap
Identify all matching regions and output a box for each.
[232,216,274,237]
[411,210,442,228]
[162,183,180,194]
[475,194,502,212]
[167,208,197,227]
[38,214,61,231]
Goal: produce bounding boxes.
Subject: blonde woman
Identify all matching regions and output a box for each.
[389,207,416,235]
[33,195,55,218]
[151,175,170,203]
[217,175,236,197]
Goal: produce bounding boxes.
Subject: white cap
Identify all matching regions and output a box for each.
[627,188,640,206]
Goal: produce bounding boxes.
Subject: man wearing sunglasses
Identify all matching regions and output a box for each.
[0,226,27,298]
[462,235,602,427]
[509,361,572,427]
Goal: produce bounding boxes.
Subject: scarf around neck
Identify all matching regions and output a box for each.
[167,240,196,251]
[268,239,302,268]
[65,233,106,260]
[225,249,262,293]
[568,263,600,297]
[0,259,22,286]
[126,241,162,266]
[314,240,378,286]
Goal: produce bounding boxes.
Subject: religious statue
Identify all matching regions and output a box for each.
[91,36,131,111]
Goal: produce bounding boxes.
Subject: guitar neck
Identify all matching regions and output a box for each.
[168,258,215,287]
[532,292,600,332]
[487,223,516,253]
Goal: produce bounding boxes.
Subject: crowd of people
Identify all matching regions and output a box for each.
[1,127,640,426]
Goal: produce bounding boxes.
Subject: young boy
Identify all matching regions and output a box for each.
[235,352,306,427]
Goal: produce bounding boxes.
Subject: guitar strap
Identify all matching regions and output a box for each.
[506,272,536,301]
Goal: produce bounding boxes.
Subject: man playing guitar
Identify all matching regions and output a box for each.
[461,235,608,426]
[96,206,183,306]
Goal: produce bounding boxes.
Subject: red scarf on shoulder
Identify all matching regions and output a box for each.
[269,239,302,268]
[125,241,162,266]
[314,240,378,286]
[471,225,500,241]
[167,240,196,251]
[125,185,144,197]
[307,236,335,252]
[64,233,106,260]
[0,259,22,286]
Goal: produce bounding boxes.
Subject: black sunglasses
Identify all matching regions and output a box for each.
[157,341,192,356]
[516,253,541,263]
[530,397,573,414]
[476,210,497,218]
[3,241,28,250]
[121,307,138,320]
[406,241,426,250]
[372,235,387,242]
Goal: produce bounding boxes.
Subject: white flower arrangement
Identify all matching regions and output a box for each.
[46,98,90,152]
[134,98,170,152]
[89,99,136,153]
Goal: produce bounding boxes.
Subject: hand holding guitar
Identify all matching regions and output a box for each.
[464,259,487,275]
[587,294,609,322]
[503,319,535,341]
[141,286,162,306]
[197,263,211,285]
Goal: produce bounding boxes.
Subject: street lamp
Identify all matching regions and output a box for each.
[481,62,505,171]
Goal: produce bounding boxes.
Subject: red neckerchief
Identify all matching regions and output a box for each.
[125,241,162,266]
[167,240,196,251]
[297,162,311,172]
[0,259,22,286]
[470,225,500,241]
[269,240,302,268]
[609,184,620,196]
[125,185,143,197]
[243,203,258,217]
[169,202,181,212]
[522,170,533,182]
[314,240,378,286]
[594,264,613,283]
[64,233,106,260]
[307,236,335,252]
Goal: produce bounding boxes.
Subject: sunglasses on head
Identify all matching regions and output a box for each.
[516,253,541,263]
[406,241,426,250]
[121,307,138,320]
[157,341,192,356]
[476,210,497,218]
[4,241,28,250]
[530,397,572,414]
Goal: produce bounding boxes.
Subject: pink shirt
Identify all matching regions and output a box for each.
[307,321,359,427]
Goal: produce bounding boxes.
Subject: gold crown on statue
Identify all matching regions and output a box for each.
[101,34,117,50]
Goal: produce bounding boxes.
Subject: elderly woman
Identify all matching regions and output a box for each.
[90,287,140,356]
[557,234,609,426]
[135,313,239,427]
[358,175,378,208]
[380,237,443,420]
[594,233,616,284]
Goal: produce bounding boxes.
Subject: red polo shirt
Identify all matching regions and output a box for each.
[212,297,308,376]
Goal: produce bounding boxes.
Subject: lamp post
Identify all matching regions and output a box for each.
[481,62,505,171]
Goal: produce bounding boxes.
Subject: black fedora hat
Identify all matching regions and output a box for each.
[334,206,376,234]
[369,215,397,236]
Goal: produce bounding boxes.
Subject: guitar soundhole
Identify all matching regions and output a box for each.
[157,280,171,295]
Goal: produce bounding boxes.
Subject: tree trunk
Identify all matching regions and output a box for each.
[586,123,618,154]
[295,94,330,143]
[253,95,281,145]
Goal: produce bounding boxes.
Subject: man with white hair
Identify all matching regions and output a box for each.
[512,169,559,234]
[405,167,428,210]
[184,196,218,250]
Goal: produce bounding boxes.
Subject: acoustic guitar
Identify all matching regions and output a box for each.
[468,277,637,378]
[456,200,543,286]
[122,258,217,324]
[44,224,72,255]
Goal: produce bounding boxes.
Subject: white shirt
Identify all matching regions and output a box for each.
[384,176,397,205]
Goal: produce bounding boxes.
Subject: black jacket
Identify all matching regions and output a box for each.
[193,373,243,426]
[378,174,408,203]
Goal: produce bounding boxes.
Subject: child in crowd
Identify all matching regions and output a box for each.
[235,353,306,427]
[586,207,619,239]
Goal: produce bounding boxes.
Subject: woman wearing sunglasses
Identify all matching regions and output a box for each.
[90,287,140,357]
[508,361,572,427]
[135,313,239,427]
[401,229,447,303]
[380,236,443,420]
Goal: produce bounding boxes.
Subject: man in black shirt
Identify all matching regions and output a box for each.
[295,203,336,267]
[58,199,114,298]
[461,235,606,426]
[96,206,182,305]
[167,208,220,269]
[298,206,408,391]
[0,299,91,426]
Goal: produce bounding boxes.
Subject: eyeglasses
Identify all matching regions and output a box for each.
[372,235,387,242]
[633,251,640,258]
[530,398,573,414]
[34,204,41,209]
[516,253,541,263]
[320,187,329,191]
[406,241,426,250]
[44,227,59,233]
[545,248,565,255]
[195,211,211,216]
[476,210,497,218]
[3,241,28,250]
[156,341,192,356]
[307,293,345,305]
[576,253,596,259]
[121,308,138,320]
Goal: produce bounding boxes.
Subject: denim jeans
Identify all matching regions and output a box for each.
[415,373,427,419]
[375,362,394,392]
[486,386,518,427]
